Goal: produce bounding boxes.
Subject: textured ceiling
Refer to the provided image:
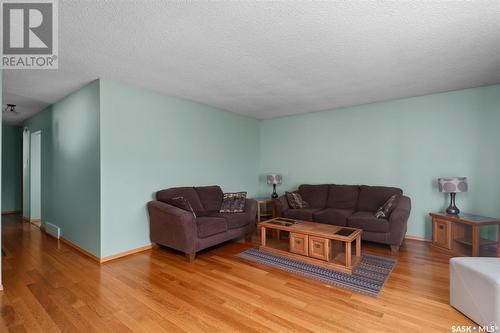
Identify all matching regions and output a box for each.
[3,0,500,124]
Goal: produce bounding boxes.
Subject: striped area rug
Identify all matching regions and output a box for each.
[237,248,396,297]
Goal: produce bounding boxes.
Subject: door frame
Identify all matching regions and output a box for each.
[29,130,41,226]
[22,128,30,221]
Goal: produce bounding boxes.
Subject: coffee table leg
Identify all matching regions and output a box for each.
[356,234,361,257]
[261,227,266,247]
[345,241,351,267]
[472,225,479,257]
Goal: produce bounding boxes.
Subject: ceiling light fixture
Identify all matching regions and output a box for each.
[3,104,19,114]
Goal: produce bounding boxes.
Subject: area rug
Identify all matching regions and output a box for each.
[237,248,396,297]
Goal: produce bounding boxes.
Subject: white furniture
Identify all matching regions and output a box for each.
[450,257,500,326]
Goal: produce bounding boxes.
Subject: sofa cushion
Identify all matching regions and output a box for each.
[196,217,227,238]
[283,208,322,221]
[348,212,390,233]
[209,212,250,229]
[156,187,205,214]
[313,208,353,226]
[164,197,196,217]
[357,186,403,212]
[298,184,329,208]
[195,186,223,212]
[286,191,309,209]
[220,192,247,213]
[326,185,360,210]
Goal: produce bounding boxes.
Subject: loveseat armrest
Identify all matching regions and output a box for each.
[245,199,258,220]
[273,195,290,217]
[147,200,197,253]
[245,199,258,232]
[389,195,411,246]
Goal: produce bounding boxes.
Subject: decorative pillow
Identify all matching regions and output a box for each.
[165,197,196,218]
[286,191,309,209]
[219,192,247,213]
[375,194,400,219]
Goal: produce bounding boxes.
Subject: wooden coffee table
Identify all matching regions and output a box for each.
[258,218,362,274]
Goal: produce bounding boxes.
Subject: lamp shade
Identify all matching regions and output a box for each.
[438,177,468,193]
[267,174,282,185]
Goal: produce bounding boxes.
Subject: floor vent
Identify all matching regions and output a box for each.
[45,222,60,239]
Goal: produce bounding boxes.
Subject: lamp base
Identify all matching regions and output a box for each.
[271,184,278,198]
[446,206,460,215]
[446,193,460,215]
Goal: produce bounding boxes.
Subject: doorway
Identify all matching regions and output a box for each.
[29,131,41,226]
[22,128,30,219]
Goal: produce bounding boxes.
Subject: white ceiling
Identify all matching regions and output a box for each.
[3,0,500,124]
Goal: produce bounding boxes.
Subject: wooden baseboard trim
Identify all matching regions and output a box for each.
[30,219,41,227]
[21,216,41,227]
[59,236,101,263]
[405,235,432,242]
[100,244,154,263]
[2,210,21,215]
[58,235,153,264]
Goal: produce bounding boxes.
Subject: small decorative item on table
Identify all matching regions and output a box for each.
[267,174,282,198]
[438,177,468,215]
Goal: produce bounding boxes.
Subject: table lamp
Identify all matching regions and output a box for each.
[267,174,282,198]
[438,177,468,215]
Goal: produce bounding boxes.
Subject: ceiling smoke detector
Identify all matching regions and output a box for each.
[3,104,19,114]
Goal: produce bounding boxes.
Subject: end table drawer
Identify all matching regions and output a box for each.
[309,236,330,261]
[290,233,308,256]
[433,218,451,249]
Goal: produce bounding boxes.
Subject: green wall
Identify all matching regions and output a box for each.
[99,80,260,257]
[19,79,499,257]
[20,79,260,258]
[2,125,22,212]
[23,80,101,256]
[259,85,500,239]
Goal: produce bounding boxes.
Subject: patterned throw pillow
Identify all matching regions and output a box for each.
[219,192,247,213]
[375,194,400,219]
[165,197,196,218]
[286,192,309,209]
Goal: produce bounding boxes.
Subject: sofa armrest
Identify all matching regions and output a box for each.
[245,199,258,221]
[273,195,290,217]
[147,201,197,253]
[388,196,411,246]
[245,199,258,232]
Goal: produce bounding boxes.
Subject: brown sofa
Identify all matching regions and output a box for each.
[147,185,257,261]
[274,184,411,252]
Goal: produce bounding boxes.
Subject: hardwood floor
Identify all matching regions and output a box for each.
[0,214,472,332]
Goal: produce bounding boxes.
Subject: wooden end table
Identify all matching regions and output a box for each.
[259,218,362,274]
[430,212,500,256]
[254,198,276,223]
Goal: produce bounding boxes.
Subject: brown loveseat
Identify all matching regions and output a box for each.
[274,184,411,252]
[147,185,257,261]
